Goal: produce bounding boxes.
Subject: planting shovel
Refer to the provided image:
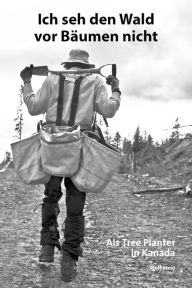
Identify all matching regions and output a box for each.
[31,63,117,79]
[31,63,117,129]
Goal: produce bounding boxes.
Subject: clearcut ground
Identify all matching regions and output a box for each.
[0,169,192,288]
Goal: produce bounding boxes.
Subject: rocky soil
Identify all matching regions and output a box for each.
[0,169,192,288]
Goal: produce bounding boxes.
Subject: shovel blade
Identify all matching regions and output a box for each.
[32,66,49,76]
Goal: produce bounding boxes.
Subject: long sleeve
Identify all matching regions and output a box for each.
[94,77,121,118]
[23,77,52,116]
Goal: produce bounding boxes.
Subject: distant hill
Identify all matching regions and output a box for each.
[121,135,192,185]
[163,137,192,183]
[166,137,192,164]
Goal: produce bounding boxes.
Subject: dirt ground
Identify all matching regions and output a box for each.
[0,169,192,288]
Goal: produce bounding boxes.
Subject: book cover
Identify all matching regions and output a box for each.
[0,0,191,287]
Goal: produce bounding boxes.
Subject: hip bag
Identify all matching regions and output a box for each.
[11,133,51,185]
[40,75,84,177]
[71,129,124,193]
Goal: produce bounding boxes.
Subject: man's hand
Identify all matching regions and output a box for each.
[106,75,121,95]
[20,65,33,82]
[106,75,119,90]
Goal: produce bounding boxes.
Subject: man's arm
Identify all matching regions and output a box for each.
[20,66,51,115]
[94,76,121,118]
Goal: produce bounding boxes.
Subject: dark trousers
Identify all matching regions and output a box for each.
[40,176,86,259]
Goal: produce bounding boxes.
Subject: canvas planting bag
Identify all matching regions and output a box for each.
[72,131,124,193]
[11,133,51,185]
[40,75,84,177]
[40,125,82,177]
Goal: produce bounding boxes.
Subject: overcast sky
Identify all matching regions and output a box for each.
[0,0,192,160]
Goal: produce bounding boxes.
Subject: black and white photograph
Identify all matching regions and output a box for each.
[0,0,192,287]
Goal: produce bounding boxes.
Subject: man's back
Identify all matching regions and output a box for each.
[23,70,120,130]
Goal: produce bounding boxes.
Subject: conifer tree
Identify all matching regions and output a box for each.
[14,85,24,140]
[113,131,121,148]
[104,129,112,143]
[122,138,132,154]
[147,134,153,145]
[132,126,143,152]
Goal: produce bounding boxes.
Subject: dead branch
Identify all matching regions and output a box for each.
[132,186,184,195]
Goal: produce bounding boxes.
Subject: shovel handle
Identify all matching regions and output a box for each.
[112,64,117,78]
[31,64,117,78]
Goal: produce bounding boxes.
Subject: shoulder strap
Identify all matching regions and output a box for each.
[92,113,108,132]
[56,76,65,126]
[95,125,106,145]
[92,113,97,132]
[68,76,84,127]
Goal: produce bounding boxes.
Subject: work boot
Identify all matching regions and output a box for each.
[60,250,78,282]
[39,245,55,263]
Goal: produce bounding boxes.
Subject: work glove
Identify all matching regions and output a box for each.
[106,75,121,94]
[20,65,33,82]
[106,75,119,89]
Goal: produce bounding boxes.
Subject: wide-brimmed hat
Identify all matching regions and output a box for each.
[61,49,95,68]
